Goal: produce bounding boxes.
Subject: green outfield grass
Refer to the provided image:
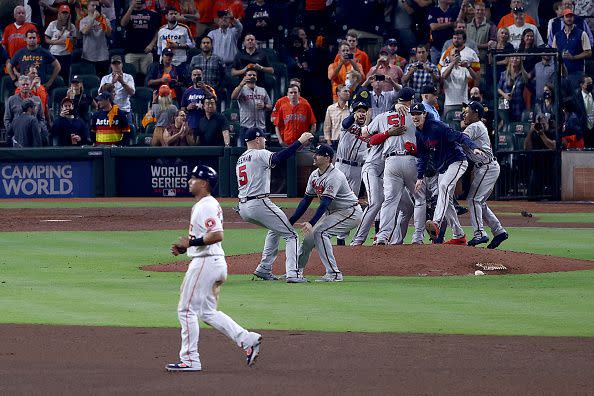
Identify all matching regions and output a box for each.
[1,227,593,336]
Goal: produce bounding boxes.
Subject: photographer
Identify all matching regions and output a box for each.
[524,113,556,150]
[402,44,440,94]
[524,107,556,198]
[231,68,271,146]
[328,41,364,102]
[181,67,217,139]
[49,97,90,146]
[362,73,400,118]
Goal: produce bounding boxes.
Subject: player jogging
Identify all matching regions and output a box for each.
[236,127,313,283]
[166,165,262,372]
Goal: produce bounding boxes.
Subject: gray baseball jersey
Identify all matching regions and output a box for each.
[462,121,493,163]
[335,124,367,163]
[236,149,274,199]
[305,165,358,212]
[381,113,417,156]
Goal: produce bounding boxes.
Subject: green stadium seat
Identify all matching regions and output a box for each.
[496,129,515,151]
[70,62,96,77]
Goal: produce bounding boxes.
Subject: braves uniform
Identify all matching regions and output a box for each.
[416,118,479,239]
[176,195,261,369]
[373,110,426,244]
[297,165,363,278]
[334,122,367,195]
[463,120,507,240]
[236,148,299,278]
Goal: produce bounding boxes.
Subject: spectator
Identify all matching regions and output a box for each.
[534,83,556,123]
[379,38,408,69]
[66,75,93,127]
[518,28,539,74]
[99,55,136,121]
[421,84,441,120]
[163,109,195,146]
[363,74,400,118]
[366,49,404,93]
[531,52,555,104]
[181,67,217,138]
[146,48,184,99]
[427,0,462,64]
[271,77,311,124]
[497,56,529,122]
[552,9,592,86]
[332,31,371,75]
[524,107,556,198]
[441,20,479,54]
[4,75,47,137]
[189,36,227,95]
[439,30,480,115]
[195,1,215,37]
[90,91,131,146]
[402,44,440,94]
[44,4,76,84]
[16,65,49,117]
[573,75,594,148]
[7,30,61,89]
[346,70,367,106]
[79,0,111,76]
[213,0,245,21]
[547,0,593,47]
[154,7,195,71]
[560,98,584,149]
[282,30,314,83]
[196,96,231,146]
[323,84,350,150]
[507,7,543,49]
[120,0,161,76]
[178,0,199,39]
[488,27,515,82]
[207,10,243,70]
[7,99,46,148]
[231,33,274,84]
[244,0,275,43]
[327,41,364,102]
[274,84,316,146]
[49,97,90,146]
[148,85,178,146]
[230,68,272,146]
[2,5,39,59]
[497,0,538,29]
[466,1,497,73]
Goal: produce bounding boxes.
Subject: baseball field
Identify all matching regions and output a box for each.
[1,198,594,394]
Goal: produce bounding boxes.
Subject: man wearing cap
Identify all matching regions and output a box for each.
[99,55,136,121]
[461,101,508,249]
[289,144,363,282]
[90,91,131,146]
[146,47,184,99]
[547,0,593,47]
[120,0,160,76]
[552,9,592,83]
[421,84,440,120]
[411,103,485,245]
[362,73,401,119]
[44,4,76,83]
[402,44,440,95]
[379,38,408,69]
[153,7,195,69]
[49,97,90,146]
[67,75,93,127]
[7,29,61,89]
[236,128,313,283]
[497,0,537,29]
[79,0,111,77]
[7,99,46,148]
[207,9,243,70]
[506,7,544,49]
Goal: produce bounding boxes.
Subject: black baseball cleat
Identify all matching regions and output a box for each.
[487,232,508,249]
[252,270,279,281]
[337,238,346,246]
[468,235,489,247]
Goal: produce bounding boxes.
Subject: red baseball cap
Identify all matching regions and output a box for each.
[562,8,574,16]
[59,4,70,13]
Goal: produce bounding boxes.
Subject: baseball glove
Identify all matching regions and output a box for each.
[171,244,187,256]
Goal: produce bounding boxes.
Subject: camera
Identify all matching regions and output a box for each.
[416,62,424,69]
[345,53,354,60]
[534,122,542,132]
[194,76,202,82]
[217,10,228,18]
[374,74,385,81]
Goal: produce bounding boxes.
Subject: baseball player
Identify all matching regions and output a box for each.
[461,102,509,249]
[167,165,262,372]
[289,144,363,282]
[236,127,313,283]
[410,103,486,244]
[365,88,426,245]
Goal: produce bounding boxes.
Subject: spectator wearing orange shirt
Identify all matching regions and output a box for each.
[328,42,364,102]
[333,31,371,75]
[274,85,316,146]
[271,78,311,124]
[497,0,537,29]
[2,5,39,59]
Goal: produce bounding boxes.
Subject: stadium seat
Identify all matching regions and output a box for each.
[521,109,534,123]
[131,87,154,126]
[49,76,66,92]
[50,87,69,119]
[506,122,530,149]
[586,60,594,76]
[70,62,96,77]
[496,129,516,151]
[0,75,16,103]
[271,62,288,95]
[75,74,101,94]
[260,47,279,63]
[123,62,137,76]
[444,109,463,123]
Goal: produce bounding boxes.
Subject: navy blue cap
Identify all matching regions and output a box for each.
[244,127,265,142]
[421,84,437,95]
[162,48,174,56]
[352,101,369,111]
[386,38,398,46]
[95,92,112,101]
[314,144,334,158]
[409,102,426,114]
[463,101,485,118]
[398,87,415,102]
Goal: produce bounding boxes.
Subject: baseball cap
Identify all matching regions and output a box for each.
[398,87,415,102]
[61,97,73,105]
[95,92,112,101]
[70,75,81,83]
[244,127,265,142]
[379,49,389,55]
[59,4,70,13]
[463,101,485,118]
[162,48,174,57]
[158,84,171,97]
[409,102,426,114]
[110,55,122,64]
[352,101,369,111]
[421,84,437,95]
[512,6,525,14]
[314,144,334,158]
[562,8,574,16]
[386,38,398,46]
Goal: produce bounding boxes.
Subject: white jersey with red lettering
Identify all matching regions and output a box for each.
[236,149,274,199]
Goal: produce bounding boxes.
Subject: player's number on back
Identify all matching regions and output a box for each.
[238,164,248,186]
[387,114,405,126]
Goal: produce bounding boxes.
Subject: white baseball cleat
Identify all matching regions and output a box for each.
[165,362,201,372]
[314,273,343,282]
[245,335,262,366]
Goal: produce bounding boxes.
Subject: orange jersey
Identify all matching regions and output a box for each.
[2,23,40,58]
[497,13,537,29]
[271,96,311,124]
[327,60,360,102]
[274,98,316,145]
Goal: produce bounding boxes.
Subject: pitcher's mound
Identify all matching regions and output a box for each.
[142,245,594,276]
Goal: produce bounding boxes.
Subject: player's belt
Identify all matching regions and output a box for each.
[386,150,411,157]
[336,158,363,167]
[238,194,270,203]
[475,158,496,167]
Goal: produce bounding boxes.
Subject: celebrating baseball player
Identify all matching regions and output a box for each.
[461,102,509,249]
[289,144,363,282]
[166,165,262,372]
[236,127,313,283]
[411,103,486,244]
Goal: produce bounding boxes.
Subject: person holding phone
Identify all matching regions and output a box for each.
[181,67,217,139]
[402,44,440,94]
[328,41,364,102]
[78,0,111,76]
[207,9,243,70]
[366,49,404,93]
[231,68,272,146]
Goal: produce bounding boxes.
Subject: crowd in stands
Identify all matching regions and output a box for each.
[0,0,593,151]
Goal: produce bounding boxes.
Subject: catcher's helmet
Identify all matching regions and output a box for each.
[188,165,218,189]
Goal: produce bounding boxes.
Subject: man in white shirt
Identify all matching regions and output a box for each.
[507,7,544,49]
[99,55,136,121]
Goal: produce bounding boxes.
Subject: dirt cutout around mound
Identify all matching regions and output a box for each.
[142,244,594,277]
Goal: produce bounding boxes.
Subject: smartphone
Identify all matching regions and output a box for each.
[345,53,354,60]
[374,74,385,81]
[96,4,102,14]
[217,10,228,18]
